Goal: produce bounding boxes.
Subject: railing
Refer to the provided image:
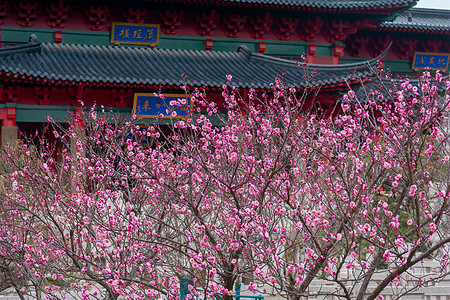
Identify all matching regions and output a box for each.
[234,284,264,300]
[180,280,264,300]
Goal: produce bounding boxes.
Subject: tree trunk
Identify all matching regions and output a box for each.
[105,291,119,300]
[356,252,382,300]
[223,274,235,300]
[287,295,301,300]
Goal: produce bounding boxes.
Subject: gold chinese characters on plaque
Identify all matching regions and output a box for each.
[111,23,160,46]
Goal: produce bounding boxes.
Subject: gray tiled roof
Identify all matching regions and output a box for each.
[214,0,416,9]
[141,0,416,11]
[379,8,450,32]
[0,42,384,89]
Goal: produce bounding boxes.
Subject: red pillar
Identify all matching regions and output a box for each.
[332,44,344,65]
[1,106,17,148]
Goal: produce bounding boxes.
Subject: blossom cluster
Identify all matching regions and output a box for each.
[0,70,449,300]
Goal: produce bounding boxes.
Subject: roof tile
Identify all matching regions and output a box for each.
[150,0,416,10]
[0,42,384,89]
[379,8,450,33]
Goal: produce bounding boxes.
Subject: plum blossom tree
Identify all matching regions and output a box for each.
[248,71,450,300]
[0,114,177,300]
[0,68,449,300]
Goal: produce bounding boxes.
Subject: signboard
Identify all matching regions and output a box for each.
[111,23,160,46]
[133,93,191,119]
[412,52,450,72]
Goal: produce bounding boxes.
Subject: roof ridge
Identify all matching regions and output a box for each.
[245,43,390,71]
[0,42,41,57]
[0,41,378,89]
[30,42,387,74]
[43,42,248,56]
[407,7,450,16]
[135,0,416,12]
[378,8,450,32]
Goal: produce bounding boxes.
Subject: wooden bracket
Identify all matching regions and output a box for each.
[85,5,110,31]
[34,86,56,105]
[223,14,247,38]
[45,0,69,28]
[196,10,218,36]
[68,83,87,106]
[160,10,183,35]
[345,35,369,57]
[298,16,323,42]
[323,20,358,43]
[111,89,132,108]
[367,35,392,58]
[124,8,148,24]
[0,85,21,103]
[16,1,40,27]
[420,39,443,53]
[250,13,273,39]
[275,17,298,41]
[393,38,417,60]
[0,1,9,25]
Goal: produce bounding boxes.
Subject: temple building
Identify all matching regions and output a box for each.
[0,0,448,145]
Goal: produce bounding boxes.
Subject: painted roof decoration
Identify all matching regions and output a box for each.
[379,8,450,33]
[0,41,385,90]
[141,0,417,11]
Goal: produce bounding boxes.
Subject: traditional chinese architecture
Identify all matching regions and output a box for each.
[0,0,448,145]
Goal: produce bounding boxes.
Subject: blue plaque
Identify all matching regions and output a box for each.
[111,23,160,46]
[133,93,191,118]
[412,52,449,72]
